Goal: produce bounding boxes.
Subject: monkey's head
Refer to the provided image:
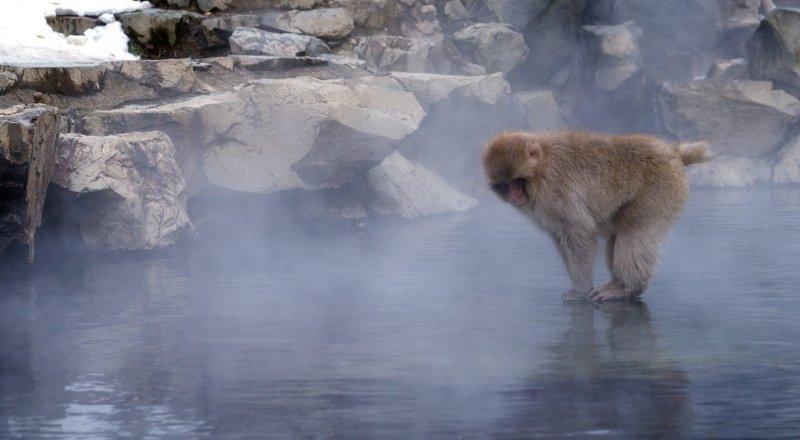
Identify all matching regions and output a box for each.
[483,132,543,207]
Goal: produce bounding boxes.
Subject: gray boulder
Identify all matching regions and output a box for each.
[485,0,548,31]
[707,58,749,80]
[115,59,197,94]
[687,155,772,187]
[719,0,761,54]
[584,21,643,91]
[658,80,800,157]
[375,71,509,107]
[0,60,198,110]
[354,35,437,74]
[444,0,470,21]
[11,65,106,96]
[399,3,441,38]
[366,151,477,218]
[117,9,205,46]
[353,35,485,75]
[514,90,562,131]
[46,15,102,36]
[229,27,330,56]
[452,23,528,74]
[774,135,800,185]
[53,132,192,251]
[518,0,584,86]
[198,0,233,12]
[204,9,354,40]
[261,8,354,39]
[329,0,394,31]
[0,105,61,261]
[0,72,17,93]
[748,9,800,89]
[83,77,425,195]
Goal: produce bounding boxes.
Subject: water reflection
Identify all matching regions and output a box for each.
[496,302,691,439]
[1,188,800,438]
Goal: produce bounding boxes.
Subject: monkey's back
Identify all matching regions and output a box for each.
[536,131,689,227]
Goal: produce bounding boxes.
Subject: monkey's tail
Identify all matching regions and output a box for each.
[677,141,711,165]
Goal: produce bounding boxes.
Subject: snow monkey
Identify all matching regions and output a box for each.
[483,131,710,302]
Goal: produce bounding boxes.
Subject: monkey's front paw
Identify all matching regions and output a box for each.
[561,289,590,303]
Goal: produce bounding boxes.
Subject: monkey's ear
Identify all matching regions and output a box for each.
[525,141,543,161]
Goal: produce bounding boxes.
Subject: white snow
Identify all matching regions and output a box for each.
[0,0,152,66]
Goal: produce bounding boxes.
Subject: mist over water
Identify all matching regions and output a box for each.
[1,188,799,438]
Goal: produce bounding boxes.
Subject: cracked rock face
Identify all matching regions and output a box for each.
[229,27,330,57]
[452,23,528,74]
[83,76,426,194]
[748,9,800,89]
[0,105,60,261]
[53,131,192,251]
[365,151,477,218]
[658,80,800,157]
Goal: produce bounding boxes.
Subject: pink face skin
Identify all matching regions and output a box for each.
[506,180,527,206]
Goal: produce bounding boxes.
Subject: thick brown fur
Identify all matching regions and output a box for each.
[483,130,710,302]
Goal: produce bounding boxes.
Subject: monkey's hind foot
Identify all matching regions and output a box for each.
[588,282,642,302]
[561,289,590,303]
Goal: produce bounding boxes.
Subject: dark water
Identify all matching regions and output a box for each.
[2,188,800,439]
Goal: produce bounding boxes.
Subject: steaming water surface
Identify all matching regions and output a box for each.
[1,189,800,439]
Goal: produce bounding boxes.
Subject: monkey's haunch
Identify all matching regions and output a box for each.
[483,130,710,302]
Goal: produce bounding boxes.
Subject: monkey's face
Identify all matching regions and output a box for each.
[483,133,542,207]
[491,178,528,206]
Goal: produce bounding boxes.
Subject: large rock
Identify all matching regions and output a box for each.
[116,8,220,58]
[748,9,800,89]
[707,58,749,80]
[578,20,652,132]
[53,132,192,250]
[0,60,198,109]
[513,90,562,131]
[222,0,324,10]
[83,77,426,194]
[0,105,60,261]
[260,8,354,39]
[774,135,800,185]
[366,151,477,218]
[444,0,470,21]
[204,9,354,40]
[485,0,548,31]
[83,93,245,194]
[353,35,482,75]
[356,71,510,107]
[452,23,528,74]
[583,21,643,91]
[606,0,757,77]
[46,15,102,36]
[719,0,761,48]
[229,27,330,57]
[399,3,441,38]
[10,65,106,95]
[0,72,18,94]
[116,59,197,94]
[611,0,720,80]
[198,0,233,12]
[518,0,584,87]
[658,80,800,157]
[329,0,394,31]
[687,155,772,187]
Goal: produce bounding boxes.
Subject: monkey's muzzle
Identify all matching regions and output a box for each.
[505,179,528,206]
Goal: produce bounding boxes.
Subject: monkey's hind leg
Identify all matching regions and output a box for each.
[593,234,621,294]
[589,228,663,302]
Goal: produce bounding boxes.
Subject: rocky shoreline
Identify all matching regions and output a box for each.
[2,0,800,258]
